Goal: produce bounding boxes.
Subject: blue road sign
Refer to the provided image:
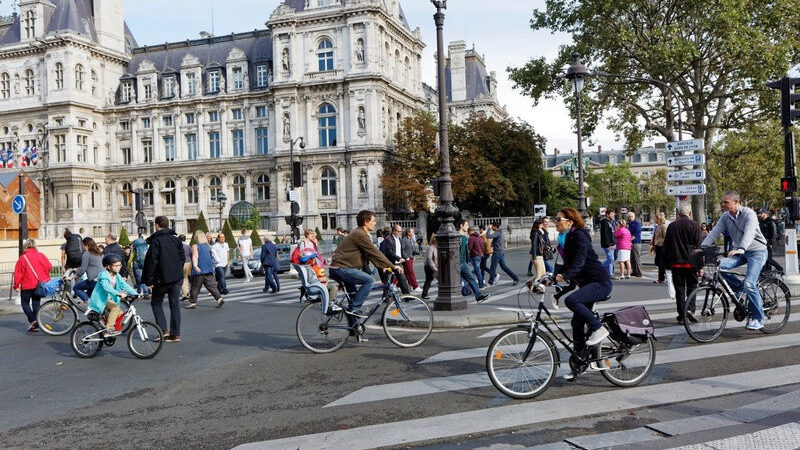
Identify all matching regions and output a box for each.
[11,195,25,214]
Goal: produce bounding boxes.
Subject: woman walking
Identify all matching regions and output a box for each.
[527,219,546,279]
[72,237,104,304]
[614,219,632,279]
[649,214,668,284]
[187,230,224,309]
[421,235,438,300]
[13,239,52,332]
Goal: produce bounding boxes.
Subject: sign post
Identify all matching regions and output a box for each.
[665,139,706,219]
[15,172,27,256]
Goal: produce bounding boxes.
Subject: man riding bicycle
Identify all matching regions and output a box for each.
[329,210,402,318]
[701,191,769,330]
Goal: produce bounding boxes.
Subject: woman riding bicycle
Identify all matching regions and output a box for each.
[551,208,612,380]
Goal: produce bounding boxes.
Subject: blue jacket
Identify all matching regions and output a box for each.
[88,270,139,314]
[627,220,642,244]
[555,227,610,287]
[260,241,278,267]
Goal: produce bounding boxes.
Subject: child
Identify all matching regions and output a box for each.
[88,254,139,337]
[298,249,339,309]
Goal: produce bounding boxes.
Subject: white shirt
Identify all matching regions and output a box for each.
[238,236,253,258]
[393,235,402,260]
[211,242,229,268]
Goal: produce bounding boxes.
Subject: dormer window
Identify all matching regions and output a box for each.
[163,76,175,98]
[121,82,132,102]
[24,10,35,39]
[186,72,197,95]
[232,67,243,90]
[256,65,268,87]
[209,70,220,93]
[143,78,152,100]
[54,63,63,89]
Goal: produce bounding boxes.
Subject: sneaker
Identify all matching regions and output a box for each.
[589,360,611,371]
[586,327,610,346]
[413,287,422,294]
[103,329,122,337]
[550,297,560,310]
[512,279,519,286]
[422,295,430,300]
[345,308,369,318]
[328,303,343,313]
[611,276,621,280]
[686,312,698,324]
[492,274,501,284]
[215,298,225,309]
[356,335,369,343]
[562,372,577,382]
[262,289,269,293]
[164,335,181,342]
[745,319,764,330]
[185,303,197,309]
[27,322,38,332]
[476,294,490,303]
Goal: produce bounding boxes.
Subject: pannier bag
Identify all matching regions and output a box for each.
[603,305,655,344]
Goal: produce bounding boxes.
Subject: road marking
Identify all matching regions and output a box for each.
[667,422,800,450]
[237,364,800,450]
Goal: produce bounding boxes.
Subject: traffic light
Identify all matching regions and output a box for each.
[781,177,797,193]
[767,77,800,127]
[292,161,303,187]
[786,197,800,221]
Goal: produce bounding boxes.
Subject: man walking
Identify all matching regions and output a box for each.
[627,212,643,277]
[459,220,490,302]
[260,233,280,294]
[663,205,702,324]
[486,222,519,286]
[381,224,412,294]
[103,233,128,279]
[237,229,254,283]
[131,233,150,297]
[479,225,492,284]
[758,208,784,274]
[211,234,230,295]
[142,216,185,342]
[60,229,84,270]
[599,210,616,278]
[467,227,485,288]
[178,234,192,299]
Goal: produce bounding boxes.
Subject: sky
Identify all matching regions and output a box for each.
[0,0,624,154]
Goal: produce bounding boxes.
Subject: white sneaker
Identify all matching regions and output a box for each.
[586,327,610,346]
[745,319,764,330]
[549,296,559,310]
[562,372,576,381]
[492,274,501,284]
[328,303,343,313]
[413,287,422,294]
[589,360,611,371]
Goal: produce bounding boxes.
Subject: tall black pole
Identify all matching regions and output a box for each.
[575,84,586,218]
[431,0,464,310]
[18,170,27,256]
[289,138,296,245]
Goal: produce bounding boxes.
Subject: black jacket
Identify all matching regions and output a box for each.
[142,228,184,286]
[103,242,128,277]
[663,216,703,267]
[759,218,777,246]
[555,227,610,287]
[382,235,403,264]
[529,229,545,256]
[600,218,616,248]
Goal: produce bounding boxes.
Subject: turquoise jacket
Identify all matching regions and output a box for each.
[88,270,139,314]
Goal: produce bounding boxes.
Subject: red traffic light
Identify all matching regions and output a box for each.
[781,177,797,193]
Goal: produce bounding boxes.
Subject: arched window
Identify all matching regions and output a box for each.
[91,70,97,95]
[24,69,34,95]
[404,56,410,85]
[75,64,84,90]
[317,39,334,71]
[232,175,246,202]
[54,63,63,89]
[121,182,131,207]
[208,176,221,202]
[164,180,176,205]
[318,103,337,147]
[142,180,153,207]
[0,73,9,99]
[90,183,99,209]
[256,173,270,201]
[186,178,198,204]
[24,10,35,39]
[320,167,337,197]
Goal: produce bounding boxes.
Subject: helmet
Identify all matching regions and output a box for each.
[298,249,318,264]
[102,253,123,267]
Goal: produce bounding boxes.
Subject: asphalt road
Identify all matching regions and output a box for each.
[1,246,797,449]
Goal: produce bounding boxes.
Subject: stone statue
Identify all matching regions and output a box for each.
[359,170,367,194]
[282,113,291,140]
[357,106,366,132]
[355,39,365,64]
[281,48,290,72]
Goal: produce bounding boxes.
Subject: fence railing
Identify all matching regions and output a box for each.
[2,259,63,302]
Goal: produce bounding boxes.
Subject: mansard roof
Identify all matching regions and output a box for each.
[444,50,492,103]
[280,0,412,30]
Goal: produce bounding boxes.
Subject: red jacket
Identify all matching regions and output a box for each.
[467,232,484,258]
[14,249,52,290]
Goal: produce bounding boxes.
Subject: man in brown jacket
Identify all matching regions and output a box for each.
[330,210,401,318]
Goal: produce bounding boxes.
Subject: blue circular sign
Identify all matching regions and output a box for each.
[11,195,25,214]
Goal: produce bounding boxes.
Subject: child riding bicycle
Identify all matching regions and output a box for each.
[88,254,139,337]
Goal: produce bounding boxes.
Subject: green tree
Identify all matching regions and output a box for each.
[250,229,262,248]
[541,170,578,216]
[639,169,674,218]
[118,227,130,247]
[222,219,236,248]
[190,210,210,245]
[509,0,800,220]
[585,163,641,213]
[315,227,323,242]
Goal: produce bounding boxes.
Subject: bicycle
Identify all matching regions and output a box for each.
[296,271,433,353]
[485,275,656,399]
[70,295,163,359]
[36,269,86,336]
[684,248,791,343]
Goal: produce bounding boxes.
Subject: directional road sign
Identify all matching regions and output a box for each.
[666,153,705,167]
[11,195,25,214]
[667,169,706,181]
[666,184,707,196]
[665,139,704,153]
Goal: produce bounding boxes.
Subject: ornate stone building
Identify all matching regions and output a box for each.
[0,0,425,238]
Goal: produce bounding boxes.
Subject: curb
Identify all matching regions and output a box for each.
[0,302,20,316]
[431,307,524,329]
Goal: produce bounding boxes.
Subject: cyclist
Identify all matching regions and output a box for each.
[702,191,769,330]
[329,210,402,318]
[88,254,139,337]
[550,208,612,381]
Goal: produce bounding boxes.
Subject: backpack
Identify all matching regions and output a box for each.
[482,234,493,255]
[290,245,302,264]
[133,240,148,269]
[603,305,655,345]
[65,234,83,267]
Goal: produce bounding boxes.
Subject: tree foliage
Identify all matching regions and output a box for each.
[118,227,130,247]
[222,220,236,249]
[190,211,210,245]
[250,229,262,248]
[586,163,641,213]
[639,169,674,217]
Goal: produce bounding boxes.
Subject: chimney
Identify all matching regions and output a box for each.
[554,148,559,155]
[93,0,126,53]
[448,41,467,102]
[597,145,603,153]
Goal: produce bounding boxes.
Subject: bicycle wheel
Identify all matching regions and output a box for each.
[70,322,103,358]
[382,295,433,348]
[296,302,349,353]
[759,277,791,334]
[36,300,77,336]
[684,286,728,343]
[601,336,656,387]
[486,327,557,399]
[127,321,163,359]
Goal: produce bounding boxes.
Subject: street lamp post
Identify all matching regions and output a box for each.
[217,191,227,232]
[565,54,590,218]
[431,0,464,311]
[36,126,49,239]
[288,136,305,244]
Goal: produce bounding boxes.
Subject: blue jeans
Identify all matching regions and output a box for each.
[544,258,554,273]
[134,267,150,295]
[471,256,485,287]
[564,279,612,351]
[602,247,615,276]
[263,265,280,292]
[215,266,228,293]
[460,262,483,298]
[73,279,97,303]
[329,267,374,310]
[489,252,518,283]
[151,280,181,336]
[720,249,768,321]
[480,255,491,281]
[20,289,41,323]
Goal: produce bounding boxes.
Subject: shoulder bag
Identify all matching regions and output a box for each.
[23,255,49,298]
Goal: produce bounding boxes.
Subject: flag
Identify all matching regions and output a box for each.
[30,147,38,166]
[20,147,27,167]
[5,149,13,168]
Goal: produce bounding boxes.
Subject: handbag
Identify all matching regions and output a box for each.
[23,255,49,298]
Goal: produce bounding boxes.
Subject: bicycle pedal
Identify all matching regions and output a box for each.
[356,336,369,343]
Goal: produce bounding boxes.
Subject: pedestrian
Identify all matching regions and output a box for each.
[237,229,254,283]
[757,208,783,273]
[131,233,150,297]
[72,237,104,304]
[421,235,438,300]
[260,233,280,294]
[13,239,52,332]
[528,219,547,280]
[599,210,616,277]
[187,230,224,309]
[123,246,133,281]
[142,216,186,342]
[486,222,519,286]
[479,225,492,283]
[663,205,702,324]
[416,233,424,254]
[650,213,668,284]
[614,219,632,279]
[458,220,490,302]
[700,222,709,239]
[541,217,555,274]
[60,228,84,270]
[211,233,230,295]
[401,228,421,292]
[467,227,485,288]
[333,227,346,249]
[627,212,643,277]
[380,224,413,294]
[103,233,128,279]
[178,234,192,299]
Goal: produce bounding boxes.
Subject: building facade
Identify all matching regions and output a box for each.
[0,0,425,238]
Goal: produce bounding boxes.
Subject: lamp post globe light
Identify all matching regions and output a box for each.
[565,53,591,218]
[217,191,227,232]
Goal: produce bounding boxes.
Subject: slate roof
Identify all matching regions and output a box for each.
[0,172,17,189]
[444,51,492,103]
[545,147,664,169]
[281,0,411,30]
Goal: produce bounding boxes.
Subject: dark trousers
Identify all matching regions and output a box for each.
[421,265,437,298]
[762,245,784,273]
[630,244,642,277]
[73,279,97,303]
[480,254,491,281]
[379,268,411,294]
[654,246,666,282]
[189,273,222,303]
[471,256,485,287]
[151,281,182,336]
[563,280,612,351]
[672,268,698,318]
[20,289,42,323]
[263,265,280,292]
[489,252,518,283]
[214,266,228,293]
